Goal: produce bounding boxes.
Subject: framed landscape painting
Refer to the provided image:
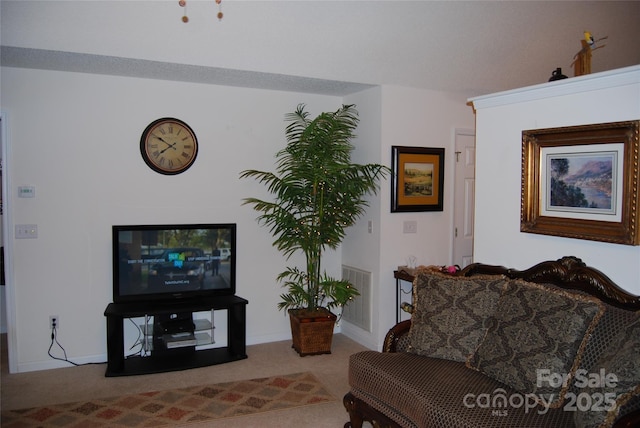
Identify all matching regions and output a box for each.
[521,120,640,245]
[391,146,444,212]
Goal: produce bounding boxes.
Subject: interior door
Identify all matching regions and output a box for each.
[452,129,475,268]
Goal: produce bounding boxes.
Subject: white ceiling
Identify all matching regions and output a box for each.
[1,1,640,97]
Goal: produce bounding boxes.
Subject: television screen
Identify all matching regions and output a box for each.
[113,224,236,303]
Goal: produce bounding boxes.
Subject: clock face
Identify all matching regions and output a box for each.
[140,118,198,175]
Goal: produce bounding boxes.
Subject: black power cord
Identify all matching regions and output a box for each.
[47,321,79,366]
[47,320,106,366]
[126,318,146,358]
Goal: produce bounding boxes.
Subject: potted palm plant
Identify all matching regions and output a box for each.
[240,104,389,356]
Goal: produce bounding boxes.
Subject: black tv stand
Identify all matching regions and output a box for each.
[104,295,248,377]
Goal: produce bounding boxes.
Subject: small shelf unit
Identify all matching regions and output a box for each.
[104,295,248,377]
[138,314,215,353]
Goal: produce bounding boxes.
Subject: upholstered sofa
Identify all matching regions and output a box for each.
[344,257,640,428]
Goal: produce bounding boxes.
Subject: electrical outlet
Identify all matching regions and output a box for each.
[50,315,59,330]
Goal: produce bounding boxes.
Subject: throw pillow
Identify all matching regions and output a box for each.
[573,313,640,428]
[407,270,507,362]
[466,279,605,408]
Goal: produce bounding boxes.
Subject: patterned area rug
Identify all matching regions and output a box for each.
[1,371,335,427]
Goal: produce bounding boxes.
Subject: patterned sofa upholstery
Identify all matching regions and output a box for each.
[343,257,640,428]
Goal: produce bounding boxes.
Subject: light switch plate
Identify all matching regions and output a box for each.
[16,224,38,239]
[403,220,417,234]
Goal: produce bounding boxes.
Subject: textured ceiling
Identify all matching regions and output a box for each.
[1,1,639,97]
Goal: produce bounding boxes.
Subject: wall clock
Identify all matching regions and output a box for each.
[140,117,198,175]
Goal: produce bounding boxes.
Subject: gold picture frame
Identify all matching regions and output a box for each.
[391,146,444,212]
[521,120,640,245]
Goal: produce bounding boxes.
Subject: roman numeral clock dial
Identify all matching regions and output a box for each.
[140,118,198,175]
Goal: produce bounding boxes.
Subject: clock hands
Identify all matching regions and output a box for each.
[153,134,178,153]
[160,142,177,154]
[153,135,171,145]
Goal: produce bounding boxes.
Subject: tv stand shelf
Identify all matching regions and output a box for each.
[104,295,248,377]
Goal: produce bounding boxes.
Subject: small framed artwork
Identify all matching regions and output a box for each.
[391,146,445,212]
[521,120,640,245]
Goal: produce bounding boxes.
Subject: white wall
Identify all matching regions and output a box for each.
[1,65,477,371]
[1,66,343,372]
[342,85,475,348]
[471,66,640,295]
[341,87,384,349]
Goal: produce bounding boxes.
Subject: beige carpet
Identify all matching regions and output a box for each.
[1,334,372,427]
[1,371,335,427]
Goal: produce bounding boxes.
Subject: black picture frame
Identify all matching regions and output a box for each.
[391,146,445,212]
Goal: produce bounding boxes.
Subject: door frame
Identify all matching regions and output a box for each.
[1,111,18,373]
[450,128,475,268]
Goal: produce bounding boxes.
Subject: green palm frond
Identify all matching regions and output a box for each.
[241,104,389,312]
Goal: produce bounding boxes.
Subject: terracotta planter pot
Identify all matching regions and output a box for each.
[288,308,337,356]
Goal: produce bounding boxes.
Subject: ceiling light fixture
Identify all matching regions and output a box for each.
[179,0,223,23]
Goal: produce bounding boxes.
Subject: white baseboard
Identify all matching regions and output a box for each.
[340,320,378,350]
[18,353,108,373]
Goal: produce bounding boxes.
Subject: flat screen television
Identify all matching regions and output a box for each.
[112,223,236,303]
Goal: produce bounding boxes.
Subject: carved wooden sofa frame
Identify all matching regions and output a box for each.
[343,256,640,428]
